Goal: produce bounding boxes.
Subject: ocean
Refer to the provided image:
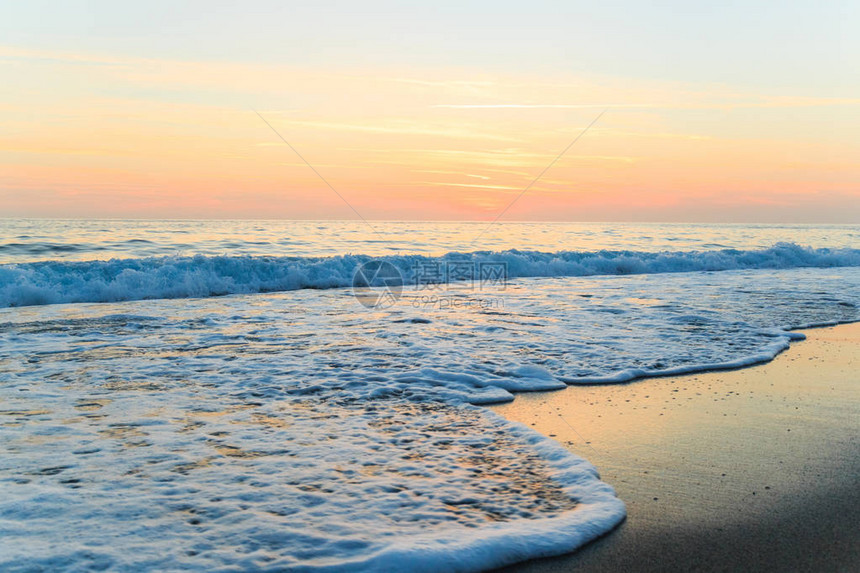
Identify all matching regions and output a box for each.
[1,219,859,571]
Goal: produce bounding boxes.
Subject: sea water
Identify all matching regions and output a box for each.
[1,220,858,571]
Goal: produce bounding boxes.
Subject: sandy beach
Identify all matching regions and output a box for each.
[491,321,860,572]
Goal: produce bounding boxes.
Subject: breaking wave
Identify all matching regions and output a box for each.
[2,242,859,307]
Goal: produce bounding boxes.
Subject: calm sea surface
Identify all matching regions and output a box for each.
[1,219,858,263]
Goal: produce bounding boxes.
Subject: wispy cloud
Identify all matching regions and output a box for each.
[276,162,373,169]
[411,169,491,180]
[277,120,521,142]
[388,78,496,88]
[432,98,860,110]
[0,45,130,67]
[432,103,655,109]
[419,181,521,190]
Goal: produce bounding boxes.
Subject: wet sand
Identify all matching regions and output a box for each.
[491,322,860,572]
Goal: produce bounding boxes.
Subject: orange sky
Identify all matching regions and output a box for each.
[2,45,859,222]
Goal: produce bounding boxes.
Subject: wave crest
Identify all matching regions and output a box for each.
[2,242,859,307]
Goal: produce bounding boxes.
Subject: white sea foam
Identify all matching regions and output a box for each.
[2,243,859,308]
[1,266,858,571]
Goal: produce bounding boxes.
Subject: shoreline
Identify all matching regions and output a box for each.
[490,321,860,572]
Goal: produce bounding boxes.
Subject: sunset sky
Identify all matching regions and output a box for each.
[2,1,858,222]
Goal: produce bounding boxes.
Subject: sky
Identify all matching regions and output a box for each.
[1,1,859,222]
